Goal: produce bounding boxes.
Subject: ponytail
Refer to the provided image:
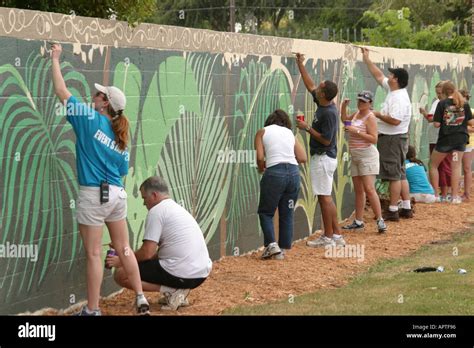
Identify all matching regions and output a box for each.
[406,145,425,169]
[452,91,465,109]
[442,81,465,109]
[108,105,129,151]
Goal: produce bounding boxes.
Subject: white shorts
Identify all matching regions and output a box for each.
[310,154,337,196]
[76,185,128,226]
[410,193,436,204]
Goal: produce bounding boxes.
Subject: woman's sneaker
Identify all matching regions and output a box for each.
[74,305,101,316]
[451,196,462,204]
[136,294,150,315]
[342,221,365,232]
[307,235,336,248]
[261,242,281,259]
[377,218,387,233]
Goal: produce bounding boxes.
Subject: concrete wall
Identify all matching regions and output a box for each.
[0,7,471,314]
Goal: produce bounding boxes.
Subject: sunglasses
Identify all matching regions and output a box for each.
[95,91,108,99]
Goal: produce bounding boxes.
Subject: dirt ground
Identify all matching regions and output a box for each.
[90,194,474,316]
[52,192,473,316]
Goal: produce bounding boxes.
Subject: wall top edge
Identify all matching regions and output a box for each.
[0,6,470,69]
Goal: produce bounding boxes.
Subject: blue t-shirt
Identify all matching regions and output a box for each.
[309,90,338,159]
[66,96,129,187]
[405,160,434,194]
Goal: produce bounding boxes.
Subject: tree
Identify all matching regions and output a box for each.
[361,7,471,53]
[0,0,156,24]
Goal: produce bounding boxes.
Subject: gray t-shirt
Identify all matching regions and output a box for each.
[143,199,212,279]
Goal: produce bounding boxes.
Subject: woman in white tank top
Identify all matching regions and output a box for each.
[254,109,307,260]
[340,91,386,234]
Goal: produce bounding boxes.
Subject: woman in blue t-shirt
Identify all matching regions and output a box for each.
[50,44,149,316]
[405,146,436,203]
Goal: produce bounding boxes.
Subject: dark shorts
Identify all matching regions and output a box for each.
[377,133,409,181]
[435,143,466,153]
[138,259,207,289]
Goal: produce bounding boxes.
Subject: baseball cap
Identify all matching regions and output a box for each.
[357,90,374,103]
[388,68,409,88]
[94,83,126,112]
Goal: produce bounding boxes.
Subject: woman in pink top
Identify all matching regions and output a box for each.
[341,91,386,233]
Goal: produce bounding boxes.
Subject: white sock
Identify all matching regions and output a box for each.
[355,219,363,225]
[136,293,145,299]
[389,205,399,212]
[332,234,342,239]
[402,200,411,209]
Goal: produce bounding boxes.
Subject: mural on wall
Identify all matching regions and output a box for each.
[0,7,471,314]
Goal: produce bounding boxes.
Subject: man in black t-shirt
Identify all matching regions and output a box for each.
[295,52,345,248]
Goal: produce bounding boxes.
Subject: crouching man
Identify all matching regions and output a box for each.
[106,176,212,310]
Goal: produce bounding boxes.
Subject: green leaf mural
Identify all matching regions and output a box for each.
[157,53,231,243]
[0,53,87,299]
[113,57,201,247]
[226,59,291,247]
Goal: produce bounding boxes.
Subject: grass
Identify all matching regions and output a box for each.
[224,228,474,315]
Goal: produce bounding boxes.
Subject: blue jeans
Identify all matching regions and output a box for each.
[257,163,300,249]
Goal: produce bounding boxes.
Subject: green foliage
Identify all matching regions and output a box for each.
[361,7,471,53]
[0,0,156,24]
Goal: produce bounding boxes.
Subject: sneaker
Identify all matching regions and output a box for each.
[333,236,346,246]
[136,294,150,315]
[273,252,285,260]
[451,196,462,204]
[399,208,413,219]
[446,194,452,202]
[261,242,281,259]
[158,295,190,307]
[377,218,387,233]
[74,305,101,316]
[307,235,336,248]
[342,221,365,232]
[162,288,191,311]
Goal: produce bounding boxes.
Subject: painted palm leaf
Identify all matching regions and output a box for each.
[112,57,200,247]
[227,60,291,247]
[157,53,231,243]
[410,74,429,154]
[0,52,87,301]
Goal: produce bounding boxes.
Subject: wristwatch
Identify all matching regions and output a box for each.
[305,125,311,132]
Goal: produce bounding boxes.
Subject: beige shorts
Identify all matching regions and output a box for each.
[76,185,127,226]
[350,145,380,177]
[310,154,337,196]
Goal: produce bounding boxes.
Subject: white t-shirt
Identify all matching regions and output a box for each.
[262,125,298,168]
[143,199,212,279]
[378,78,412,135]
[427,99,440,144]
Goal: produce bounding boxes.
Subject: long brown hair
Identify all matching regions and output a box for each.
[406,145,425,169]
[107,104,129,151]
[442,81,465,109]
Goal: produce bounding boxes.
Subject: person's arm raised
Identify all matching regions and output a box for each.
[50,44,72,103]
[295,53,317,93]
[361,48,385,86]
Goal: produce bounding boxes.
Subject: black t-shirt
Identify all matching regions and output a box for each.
[309,90,338,158]
[434,98,472,147]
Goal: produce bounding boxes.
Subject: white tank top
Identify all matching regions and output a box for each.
[262,125,298,168]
